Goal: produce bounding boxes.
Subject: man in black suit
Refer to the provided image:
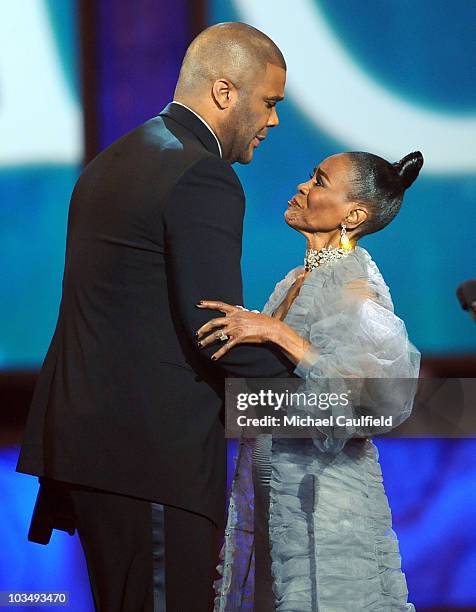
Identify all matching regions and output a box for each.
[17,22,290,611]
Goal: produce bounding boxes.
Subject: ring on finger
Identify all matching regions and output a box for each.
[217,331,229,342]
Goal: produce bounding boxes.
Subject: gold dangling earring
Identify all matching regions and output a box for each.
[339,223,352,252]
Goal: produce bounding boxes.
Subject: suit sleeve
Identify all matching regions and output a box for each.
[163,154,294,378]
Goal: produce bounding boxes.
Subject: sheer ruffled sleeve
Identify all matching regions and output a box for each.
[289,248,420,454]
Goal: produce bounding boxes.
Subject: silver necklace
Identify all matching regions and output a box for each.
[304,246,351,271]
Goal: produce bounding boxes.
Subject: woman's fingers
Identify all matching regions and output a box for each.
[198,329,229,348]
[196,300,235,314]
[197,316,228,338]
[211,337,239,361]
[196,301,238,338]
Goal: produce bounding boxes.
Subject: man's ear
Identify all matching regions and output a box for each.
[212,79,235,110]
[345,205,368,231]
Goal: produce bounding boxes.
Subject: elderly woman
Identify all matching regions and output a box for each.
[197,150,423,611]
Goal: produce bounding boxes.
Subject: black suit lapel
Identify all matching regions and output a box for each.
[159,102,221,158]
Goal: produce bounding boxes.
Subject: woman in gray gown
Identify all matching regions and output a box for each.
[197,150,423,611]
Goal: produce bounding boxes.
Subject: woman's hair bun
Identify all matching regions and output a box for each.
[392,151,424,190]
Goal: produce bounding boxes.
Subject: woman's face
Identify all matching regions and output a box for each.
[285,153,359,234]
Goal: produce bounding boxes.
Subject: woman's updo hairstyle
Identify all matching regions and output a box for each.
[347,150,423,237]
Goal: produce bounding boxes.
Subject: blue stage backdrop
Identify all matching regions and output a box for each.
[0,0,82,370]
[1,0,475,369]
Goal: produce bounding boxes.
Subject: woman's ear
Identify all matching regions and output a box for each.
[212,78,235,110]
[345,206,368,231]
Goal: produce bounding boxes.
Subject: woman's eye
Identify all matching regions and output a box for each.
[308,172,322,186]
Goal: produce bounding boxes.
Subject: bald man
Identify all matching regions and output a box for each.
[17,22,290,611]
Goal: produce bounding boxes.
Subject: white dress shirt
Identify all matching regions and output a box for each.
[171,101,222,158]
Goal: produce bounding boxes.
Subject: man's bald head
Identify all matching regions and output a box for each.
[174,22,286,99]
[173,22,286,164]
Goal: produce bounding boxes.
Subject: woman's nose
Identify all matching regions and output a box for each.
[297,181,309,194]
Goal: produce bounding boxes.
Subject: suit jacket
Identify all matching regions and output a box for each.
[16,103,293,531]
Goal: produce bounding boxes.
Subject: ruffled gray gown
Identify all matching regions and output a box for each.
[214,247,420,611]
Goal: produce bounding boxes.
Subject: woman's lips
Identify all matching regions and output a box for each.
[287,197,301,208]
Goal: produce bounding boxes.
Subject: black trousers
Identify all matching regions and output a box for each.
[29,479,218,612]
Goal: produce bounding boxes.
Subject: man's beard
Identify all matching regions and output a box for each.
[223,105,260,164]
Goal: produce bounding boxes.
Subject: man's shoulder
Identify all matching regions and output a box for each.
[140,116,242,187]
[91,114,210,164]
[78,114,244,204]
[177,153,244,194]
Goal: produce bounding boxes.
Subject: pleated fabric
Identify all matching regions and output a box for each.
[214,247,418,611]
